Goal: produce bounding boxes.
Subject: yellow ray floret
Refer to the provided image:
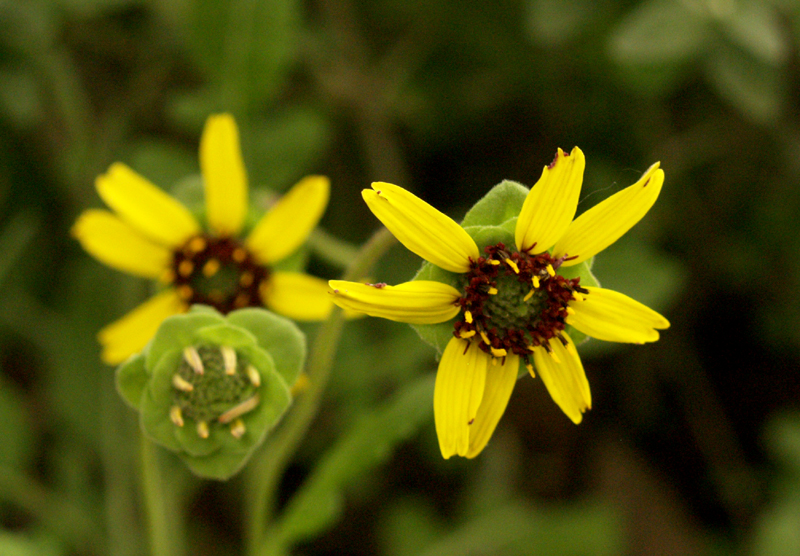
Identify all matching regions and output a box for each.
[71,210,172,279]
[515,147,585,254]
[328,280,461,324]
[200,114,248,237]
[434,338,488,459]
[95,163,200,247]
[246,176,330,264]
[363,182,479,273]
[531,333,591,424]
[566,286,670,343]
[553,162,664,266]
[264,271,336,321]
[465,351,519,458]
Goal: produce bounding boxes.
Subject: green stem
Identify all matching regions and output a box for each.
[244,227,396,556]
[140,435,178,556]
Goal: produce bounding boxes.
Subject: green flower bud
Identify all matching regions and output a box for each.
[116,305,306,480]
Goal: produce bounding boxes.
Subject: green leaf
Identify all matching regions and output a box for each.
[608,0,708,66]
[115,353,148,410]
[228,308,306,386]
[264,376,435,553]
[0,531,63,556]
[0,373,34,469]
[460,180,529,229]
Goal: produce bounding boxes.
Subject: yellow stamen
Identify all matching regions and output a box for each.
[505,258,520,274]
[170,406,184,427]
[218,395,260,424]
[532,275,540,289]
[161,269,175,284]
[489,259,501,266]
[546,264,555,277]
[527,344,536,352]
[487,287,498,295]
[465,310,473,324]
[526,363,535,377]
[566,306,576,315]
[480,331,491,345]
[203,259,220,277]
[234,293,250,307]
[548,348,561,364]
[221,346,237,375]
[183,347,204,374]
[523,289,534,302]
[246,365,261,387]
[197,421,210,439]
[459,330,477,339]
[490,347,507,357]
[230,419,246,439]
[178,260,194,277]
[232,248,247,263]
[177,285,193,300]
[291,373,310,396]
[239,271,254,287]
[172,374,194,392]
[187,236,206,253]
[572,292,584,302]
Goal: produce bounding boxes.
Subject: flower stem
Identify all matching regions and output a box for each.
[244,227,396,556]
[140,434,180,556]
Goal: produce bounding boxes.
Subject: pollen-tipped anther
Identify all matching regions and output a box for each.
[487,287,498,295]
[526,363,535,377]
[170,405,184,427]
[465,310,473,324]
[246,365,261,387]
[203,259,220,277]
[172,374,194,392]
[459,330,476,339]
[218,395,260,424]
[523,289,534,302]
[221,346,237,375]
[505,258,520,274]
[183,347,204,374]
[546,264,555,277]
[490,347,508,357]
[197,421,210,439]
[230,419,246,439]
[178,260,194,277]
[532,275,540,289]
[480,331,491,345]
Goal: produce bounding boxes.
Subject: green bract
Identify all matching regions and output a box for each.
[116,306,305,480]
[410,180,599,377]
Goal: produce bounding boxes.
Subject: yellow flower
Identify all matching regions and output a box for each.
[329,147,670,459]
[73,114,333,364]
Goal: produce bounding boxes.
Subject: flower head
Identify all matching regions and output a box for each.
[116,306,305,479]
[73,114,333,364]
[329,147,669,459]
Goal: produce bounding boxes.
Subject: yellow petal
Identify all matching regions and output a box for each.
[554,162,664,266]
[263,272,335,321]
[515,147,585,254]
[532,333,591,424]
[434,338,488,459]
[200,114,248,236]
[72,209,172,279]
[98,289,185,364]
[567,286,670,343]
[246,176,330,264]
[364,182,479,273]
[466,353,519,458]
[328,280,461,324]
[95,163,200,247]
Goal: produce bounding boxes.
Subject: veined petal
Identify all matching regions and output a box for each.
[515,147,585,254]
[567,286,670,343]
[200,114,248,236]
[95,163,200,247]
[435,338,488,459]
[364,182,479,273]
[328,280,461,324]
[554,162,664,266]
[72,209,172,279]
[263,272,334,321]
[466,353,519,458]
[531,333,591,424]
[98,289,185,364]
[246,176,330,264]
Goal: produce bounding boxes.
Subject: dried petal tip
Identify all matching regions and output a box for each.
[230,419,246,439]
[197,421,210,439]
[183,346,204,374]
[246,365,261,387]
[221,346,237,375]
[170,406,184,427]
[172,374,194,392]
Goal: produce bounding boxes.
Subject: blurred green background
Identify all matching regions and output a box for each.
[2,0,800,554]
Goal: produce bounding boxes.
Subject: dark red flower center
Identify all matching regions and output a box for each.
[170,235,270,313]
[454,242,587,365]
